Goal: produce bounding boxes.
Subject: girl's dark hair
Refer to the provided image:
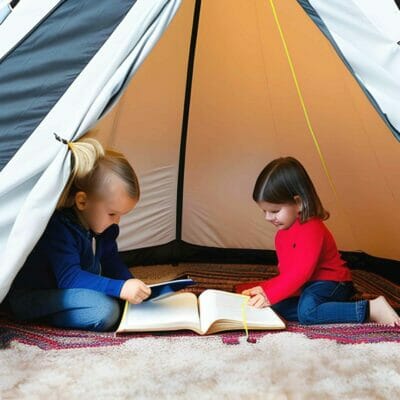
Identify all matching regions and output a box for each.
[253,157,329,222]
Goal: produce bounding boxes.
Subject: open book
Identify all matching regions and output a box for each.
[116,289,285,335]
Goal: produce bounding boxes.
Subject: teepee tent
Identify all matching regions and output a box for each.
[0,0,399,302]
[94,0,400,265]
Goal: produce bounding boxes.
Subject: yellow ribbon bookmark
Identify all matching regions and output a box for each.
[241,295,250,339]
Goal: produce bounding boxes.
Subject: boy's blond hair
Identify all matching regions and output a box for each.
[57,138,140,209]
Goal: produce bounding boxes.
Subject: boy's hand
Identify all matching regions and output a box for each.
[242,286,271,308]
[120,279,151,304]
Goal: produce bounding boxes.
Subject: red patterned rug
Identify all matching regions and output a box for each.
[1,316,400,350]
[222,323,400,345]
[0,317,131,350]
[1,266,399,350]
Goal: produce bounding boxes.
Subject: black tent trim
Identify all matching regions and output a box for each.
[176,0,202,241]
[121,242,400,284]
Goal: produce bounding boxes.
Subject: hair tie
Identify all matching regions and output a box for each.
[54,132,73,150]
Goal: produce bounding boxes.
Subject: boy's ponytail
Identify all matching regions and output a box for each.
[68,138,105,180]
[56,136,140,210]
[57,138,105,208]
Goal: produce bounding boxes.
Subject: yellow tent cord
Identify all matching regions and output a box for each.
[268,0,338,199]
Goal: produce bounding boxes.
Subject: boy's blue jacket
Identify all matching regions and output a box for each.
[11,208,133,297]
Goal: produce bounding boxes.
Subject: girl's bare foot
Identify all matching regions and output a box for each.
[369,296,400,326]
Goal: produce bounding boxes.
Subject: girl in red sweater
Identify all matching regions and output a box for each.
[239,157,400,326]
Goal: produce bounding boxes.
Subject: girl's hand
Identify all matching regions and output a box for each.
[120,279,151,304]
[242,286,271,308]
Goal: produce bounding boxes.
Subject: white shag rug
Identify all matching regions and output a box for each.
[1,332,400,400]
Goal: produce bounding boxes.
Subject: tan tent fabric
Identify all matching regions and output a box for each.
[96,0,400,260]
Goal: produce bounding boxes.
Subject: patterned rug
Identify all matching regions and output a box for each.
[222,323,400,345]
[1,265,399,350]
[1,316,399,350]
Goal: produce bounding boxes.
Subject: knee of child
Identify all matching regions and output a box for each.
[91,295,121,332]
[297,306,316,325]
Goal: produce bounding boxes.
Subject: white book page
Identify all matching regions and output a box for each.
[198,290,285,333]
[118,292,201,333]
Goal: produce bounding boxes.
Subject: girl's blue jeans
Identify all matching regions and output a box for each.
[271,280,368,324]
[6,288,122,332]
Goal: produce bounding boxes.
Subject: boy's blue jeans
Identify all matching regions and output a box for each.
[271,280,368,324]
[6,288,122,331]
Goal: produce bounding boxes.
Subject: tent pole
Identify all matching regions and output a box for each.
[175,0,202,246]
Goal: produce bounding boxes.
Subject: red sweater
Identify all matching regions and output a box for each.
[237,218,352,305]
